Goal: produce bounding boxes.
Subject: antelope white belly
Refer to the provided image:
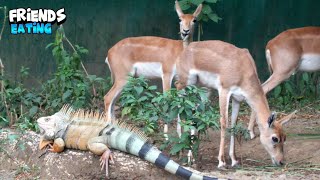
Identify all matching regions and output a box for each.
[299,54,320,72]
[133,62,162,78]
[230,86,246,101]
[190,69,222,90]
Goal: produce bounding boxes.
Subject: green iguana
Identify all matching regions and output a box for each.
[37,105,220,180]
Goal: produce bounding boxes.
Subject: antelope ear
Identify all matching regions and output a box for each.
[175,1,184,17]
[193,4,203,18]
[268,112,276,128]
[278,110,297,125]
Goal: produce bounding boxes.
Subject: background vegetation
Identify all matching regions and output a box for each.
[1,0,320,81]
[0,0,319,164]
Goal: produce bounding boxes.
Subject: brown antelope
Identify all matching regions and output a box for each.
[174,40,296,167]
[248,27,320,139]
[104,2,202,138]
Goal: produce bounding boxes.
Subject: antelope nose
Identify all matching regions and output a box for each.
[279,160,284,166]
[183,29,190,33]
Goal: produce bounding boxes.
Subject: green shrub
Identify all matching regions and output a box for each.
[0,26,111,130]
[120,76,220,161]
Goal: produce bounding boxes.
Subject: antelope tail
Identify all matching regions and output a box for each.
[105,56,114,84]
[265,49,273,75]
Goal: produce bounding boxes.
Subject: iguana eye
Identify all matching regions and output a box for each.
[45,118,50,122]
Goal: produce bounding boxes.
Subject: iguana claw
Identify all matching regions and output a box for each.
[39,137,54,150]
[100,149,114,177]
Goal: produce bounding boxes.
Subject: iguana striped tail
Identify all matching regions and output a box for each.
[101,122,219,180]
[46,106,222,179]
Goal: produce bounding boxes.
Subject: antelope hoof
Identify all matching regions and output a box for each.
[217,161,226,169]
[249,131,256,139]
[187,150,194,165]
[231,160,239,167]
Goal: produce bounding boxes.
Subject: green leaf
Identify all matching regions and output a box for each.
[168,108,179,120]
[148,85,157,90]
[302,73,309,82]
[0,116,8,122]
[51,99,60,108]
[62,90,72,101]
[138,96,148,102]
[29,106,38,116]
[78,47,89,54]
[202,4,212,14]
[284,83,294,94]
[190,0,204,5]
[205,0,218,3]
[45,43,55,49]
[178,0,191,11]
[185,100,195,107]
[170,143,186,154]
[33,97,42,104]
[208,13,221,22]
[134,86,144,95]
[273,86,281,98]
[121,107,131,117]
[197,124,206,131]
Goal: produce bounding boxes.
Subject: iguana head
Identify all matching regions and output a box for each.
[37,112,69,149]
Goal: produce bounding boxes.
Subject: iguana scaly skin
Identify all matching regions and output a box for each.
[37,105,220,180]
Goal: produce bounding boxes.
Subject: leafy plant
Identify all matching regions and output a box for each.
[270,72,319,110]
[0,27,111,131]
[227,122,251,143]
[120,76,220,161]
[120,76,159,134]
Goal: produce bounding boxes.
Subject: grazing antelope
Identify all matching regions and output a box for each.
[104,2,202,140]
[248,27,320,139]
[174,40,296,168]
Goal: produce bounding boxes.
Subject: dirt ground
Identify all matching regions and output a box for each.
[0,112,319,180]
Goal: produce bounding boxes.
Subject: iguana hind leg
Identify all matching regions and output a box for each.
[88,136,114,177]
[100,149,114,177]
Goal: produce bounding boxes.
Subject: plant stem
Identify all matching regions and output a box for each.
[0,6,7,41]
[0,60,13,126]
[197,23,201,41]
[0,58,4,101]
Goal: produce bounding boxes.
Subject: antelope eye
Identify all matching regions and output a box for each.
[272,137,279,143]
[193,19,197,23]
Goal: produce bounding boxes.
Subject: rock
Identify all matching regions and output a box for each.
[0,129,180,180]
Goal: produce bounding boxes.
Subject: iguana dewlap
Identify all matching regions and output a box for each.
[37,105,220,180]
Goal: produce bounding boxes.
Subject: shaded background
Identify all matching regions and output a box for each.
[1,0,320,84]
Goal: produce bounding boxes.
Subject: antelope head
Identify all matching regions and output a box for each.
[175,1,202,41]
[174,80,186,90]
[259,111,296,165]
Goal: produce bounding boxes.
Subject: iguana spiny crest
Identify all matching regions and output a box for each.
[37,105,219,180]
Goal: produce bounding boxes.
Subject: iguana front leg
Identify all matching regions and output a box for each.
[39,136,54,150]
[48,138,65,153]
[88,136,114,177]
[39,137,65,153]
